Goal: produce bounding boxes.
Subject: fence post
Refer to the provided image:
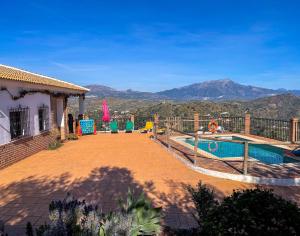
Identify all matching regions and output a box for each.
[194,113,199,164]
[290,117,298,143]
[179,117,182,131]
[243,142,249,174]
[154,114,159,139]
[166,118,171,149]
[244,113,251,135]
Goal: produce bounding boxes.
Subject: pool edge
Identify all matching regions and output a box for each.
[156,137,300,187]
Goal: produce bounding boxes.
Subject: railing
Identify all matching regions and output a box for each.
[198,116,210,132]
[172,116,245,134]
[181,119,194,133]
[250,118,290,142]
[81,113,299,143]
[160,124,296,175]
[87,111,104,131]
[217,116,245,133]
[158,119,167,129]
[133,116,153,130]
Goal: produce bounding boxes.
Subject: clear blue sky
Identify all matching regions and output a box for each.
[1,0,300,91]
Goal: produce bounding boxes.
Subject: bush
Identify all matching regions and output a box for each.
[187,182,218,228]
[0,220,8,236]
[34,193,101,236]
[188,182,300,236]
[67,133,78,140]
[26,222,34,236]
[162,226,198,236]
[100,190,162,236]
[28,190,161,236]
[48,140,63,150]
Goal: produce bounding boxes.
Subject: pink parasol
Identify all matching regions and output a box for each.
[102,100,110,122]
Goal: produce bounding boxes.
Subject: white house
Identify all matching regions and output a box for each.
[0,64,89,169]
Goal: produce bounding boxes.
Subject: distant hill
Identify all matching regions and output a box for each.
[244,93,300,119]
[85,79,300,101]
[157,79,280,100]
[133,94,300,120]
[85,84,164,100]
[69,93,300,120]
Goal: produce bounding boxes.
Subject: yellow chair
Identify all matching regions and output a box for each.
[139,121,153,133]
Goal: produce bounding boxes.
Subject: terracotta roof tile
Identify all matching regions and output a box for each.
[0,64,89,93]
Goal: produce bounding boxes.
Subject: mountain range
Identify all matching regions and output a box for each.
[132,93,300,120]
[85,79,300,101]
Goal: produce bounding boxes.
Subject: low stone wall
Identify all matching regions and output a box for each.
[0,131,55,169]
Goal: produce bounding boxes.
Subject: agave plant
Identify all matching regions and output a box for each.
[100,190,162,236]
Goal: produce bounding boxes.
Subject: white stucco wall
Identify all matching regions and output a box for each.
[0,84,51,145]
[56,98,64,128]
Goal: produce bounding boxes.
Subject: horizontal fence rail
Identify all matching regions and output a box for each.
[77,112,300,142]
[169,127,291,146]
[168,116,245,134]
[182,119,194,133]
[250,118,290,142]
[153,116,300,179]
[167,126,296,174]
[217,116,245,133]
[134,116,153,130]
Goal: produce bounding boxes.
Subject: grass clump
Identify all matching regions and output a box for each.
[48,140,63,150]
[67,133,78,140]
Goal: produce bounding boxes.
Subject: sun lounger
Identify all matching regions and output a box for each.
[139,121,153,133]
[110,120,118,133]
[125,120,134,133]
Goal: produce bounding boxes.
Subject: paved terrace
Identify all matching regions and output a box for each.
[0,133,299,235]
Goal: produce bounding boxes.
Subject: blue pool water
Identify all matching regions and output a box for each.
[184,136,298,165]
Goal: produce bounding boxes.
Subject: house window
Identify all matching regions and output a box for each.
[38,105,49,132]
[9,106,30,140]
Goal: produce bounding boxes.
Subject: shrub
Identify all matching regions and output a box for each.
[187,182,218,228]
[188,183,300,236]
[67,133,78,140]
[28,190,161,236]
[0,220,8,236]
[26,222,34,236]
[162,226,198,236]
[35,193,101,236]
[100,190,162,236]
[48,140,63,150]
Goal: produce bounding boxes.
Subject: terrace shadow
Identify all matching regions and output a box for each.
[1,165,299,235]
[248,163,300,178]
[0,166,227,235]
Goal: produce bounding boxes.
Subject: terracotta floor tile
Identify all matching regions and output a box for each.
[0,133,299,235]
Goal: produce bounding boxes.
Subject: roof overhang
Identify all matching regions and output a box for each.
[0,64,89,95]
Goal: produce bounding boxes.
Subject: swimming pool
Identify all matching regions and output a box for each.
[182,136,298,165]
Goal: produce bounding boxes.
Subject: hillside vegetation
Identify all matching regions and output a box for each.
[68,94,300,120]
